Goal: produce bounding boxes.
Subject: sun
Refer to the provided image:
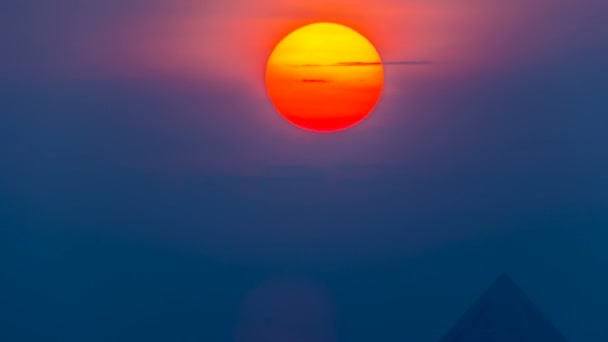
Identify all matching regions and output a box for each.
[265,22,384,133]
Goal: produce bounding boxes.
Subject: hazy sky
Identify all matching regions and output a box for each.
[2,0,607,341]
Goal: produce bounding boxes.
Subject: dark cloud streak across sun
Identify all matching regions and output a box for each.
[288,60,433,68]
[301,79,330,83]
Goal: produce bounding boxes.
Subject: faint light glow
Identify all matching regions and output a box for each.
[236,277,336,342]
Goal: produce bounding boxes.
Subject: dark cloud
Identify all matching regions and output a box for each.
[301,79,330,83]
[334,61,432,66]
[384,61,433,65]
[290,61,432,68]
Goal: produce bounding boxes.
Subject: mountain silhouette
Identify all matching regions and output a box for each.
[438,273,568,342]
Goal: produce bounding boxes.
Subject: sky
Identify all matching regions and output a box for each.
[1,0,608,341]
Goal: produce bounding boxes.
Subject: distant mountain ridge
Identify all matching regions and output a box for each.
[438,273,568,342]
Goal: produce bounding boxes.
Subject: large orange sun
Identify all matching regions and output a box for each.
[265,23,384,133]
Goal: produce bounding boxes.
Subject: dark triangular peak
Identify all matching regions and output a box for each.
[439,273,568,342]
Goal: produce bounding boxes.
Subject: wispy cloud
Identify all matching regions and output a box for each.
[335,61,432,66]
[301,79,330,83]
[288,61,432,68]
[385,61,433,65]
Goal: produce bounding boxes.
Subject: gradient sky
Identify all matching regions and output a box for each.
[2,0,608,341]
